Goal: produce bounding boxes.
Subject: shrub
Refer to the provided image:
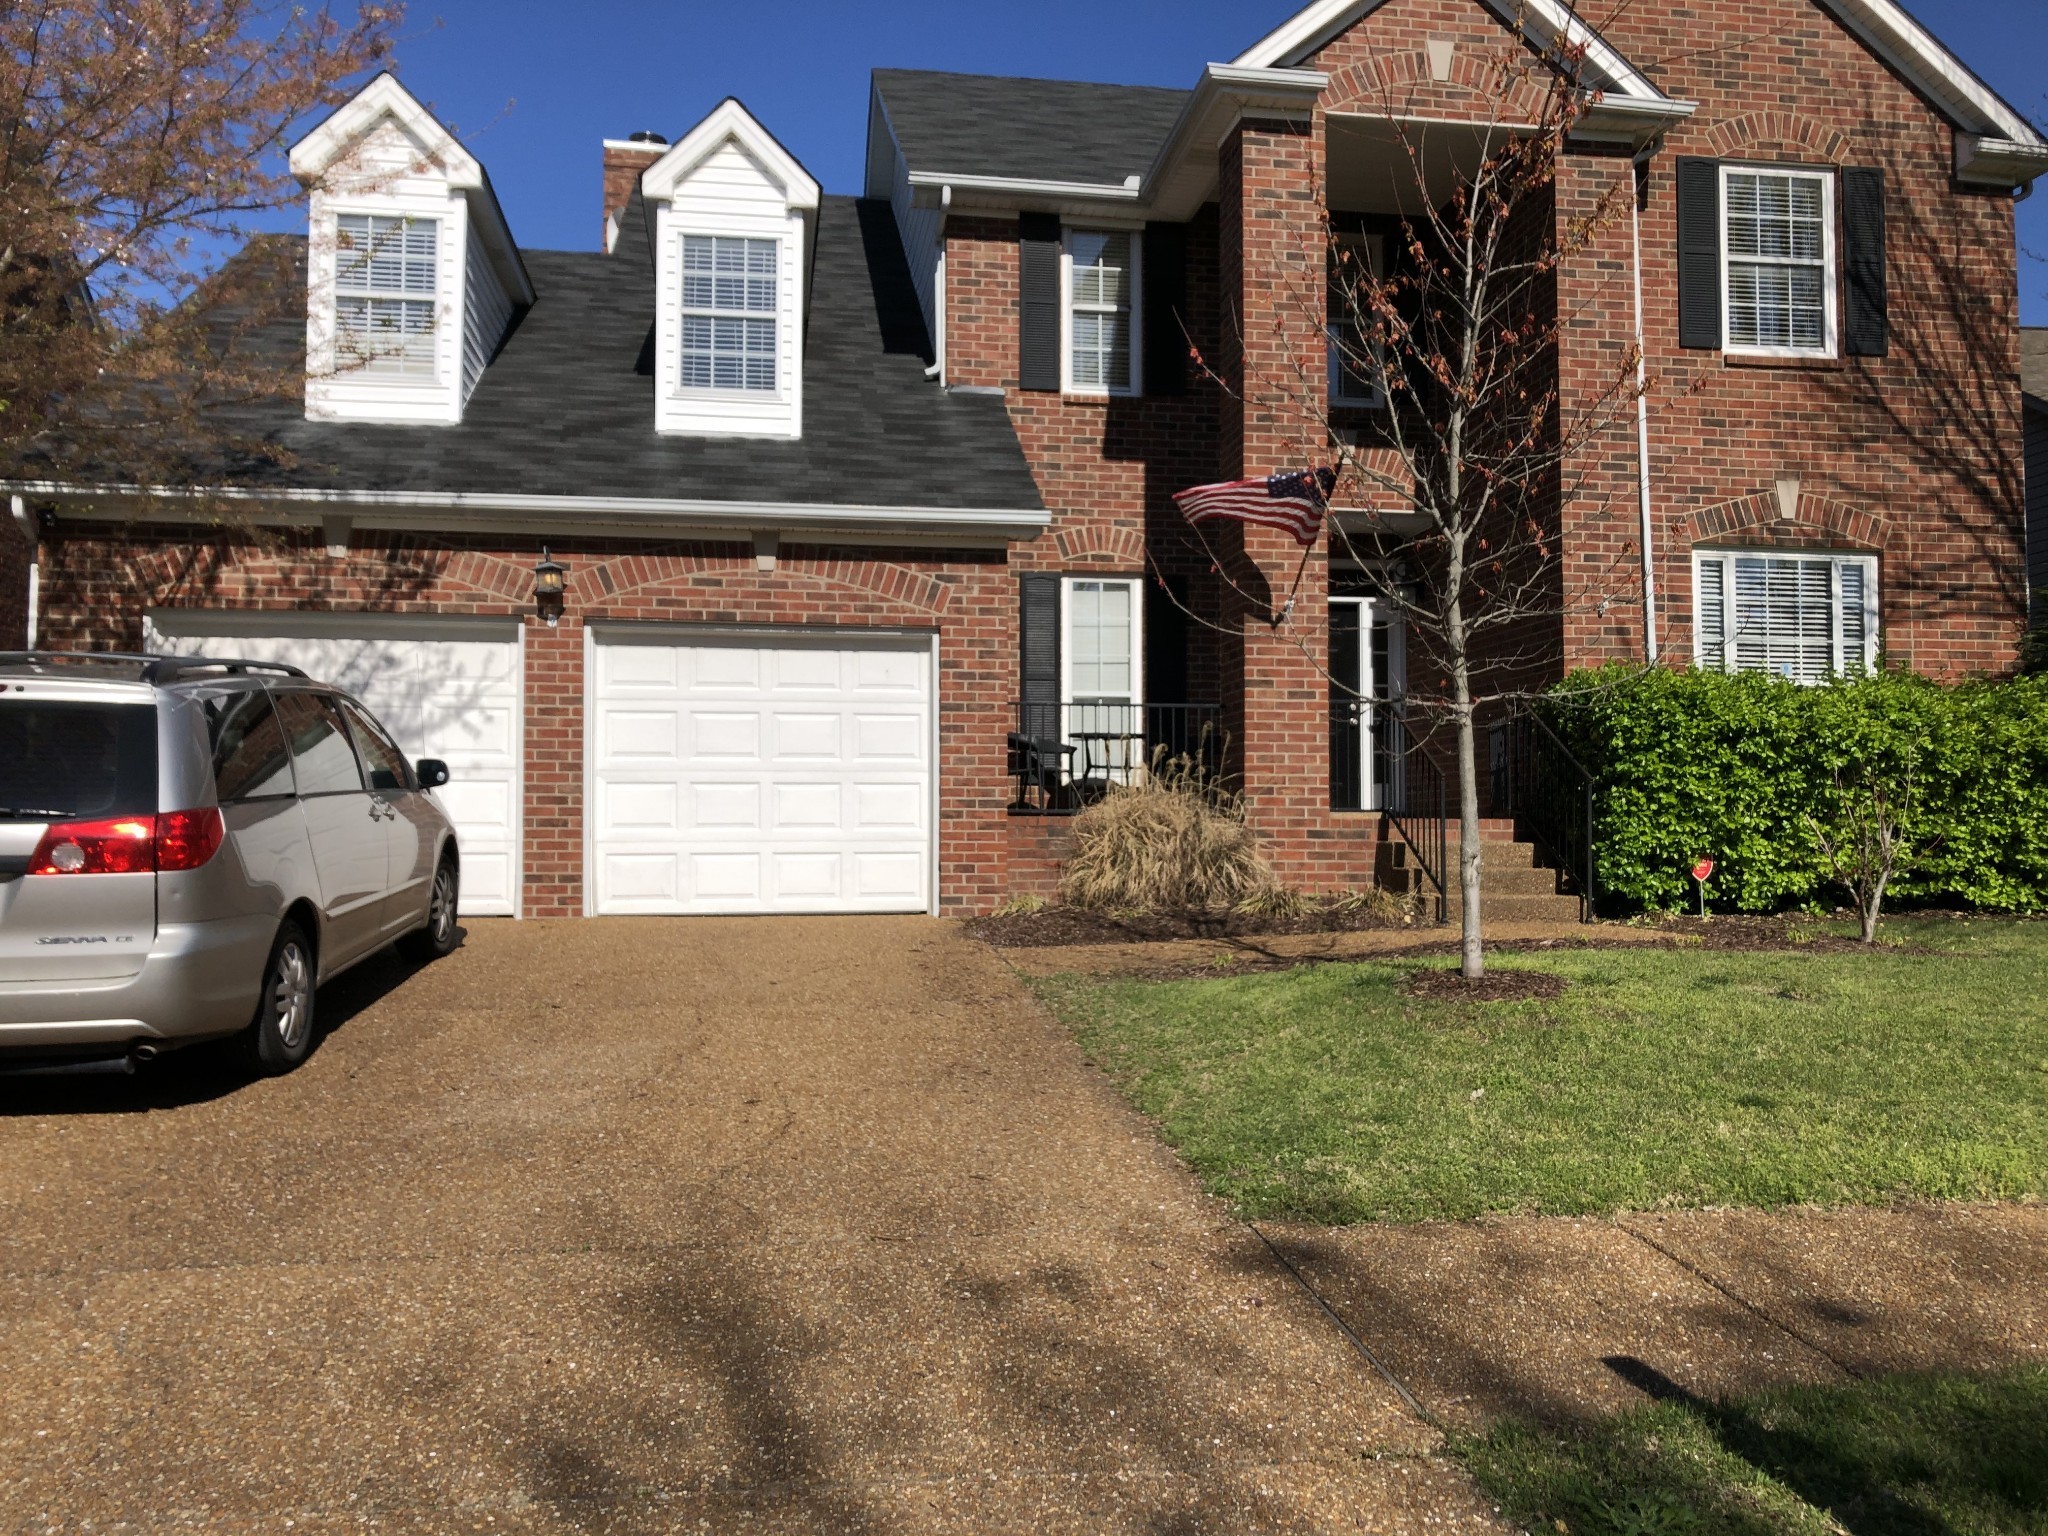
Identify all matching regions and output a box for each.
[1060,753,1277,912]
[1543,666,2048,913]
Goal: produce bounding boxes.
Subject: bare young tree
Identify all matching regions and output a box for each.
[1807,766,1934,943]
[1,0,401,484]
[1307,26,1648,977]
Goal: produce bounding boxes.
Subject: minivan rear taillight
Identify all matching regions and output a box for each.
[28,808,225,875]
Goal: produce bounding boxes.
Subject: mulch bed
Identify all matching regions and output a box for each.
[963,904,1414,950]
[1401,967,1569,1002]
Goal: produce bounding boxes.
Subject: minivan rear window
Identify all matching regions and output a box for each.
[0,702,158,822]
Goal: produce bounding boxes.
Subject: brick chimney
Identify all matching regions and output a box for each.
[602,131,668,251]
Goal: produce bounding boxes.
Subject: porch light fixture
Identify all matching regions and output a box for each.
[533,547,568,627]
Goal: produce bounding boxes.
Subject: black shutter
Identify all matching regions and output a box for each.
[1842,167,1888,358]
[1019,573,1062,741]
[1676,158,1722,351]
[1143,221,1188,396]
[1018,213,1062,392]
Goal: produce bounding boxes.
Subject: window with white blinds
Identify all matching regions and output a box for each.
[1721,167,1834,357]
[1693,550,1877,681]
[681,235,779,392]
[1066,229,1138,394]
[333,214,438,376]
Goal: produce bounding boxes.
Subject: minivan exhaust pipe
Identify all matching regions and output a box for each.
[129,1042,162,1064]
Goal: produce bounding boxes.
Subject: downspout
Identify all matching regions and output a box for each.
[1628,147,1659,664]
[9,495,36,651]
[923,183,952,383]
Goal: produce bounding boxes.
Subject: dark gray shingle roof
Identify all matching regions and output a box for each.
[2022,326,2048,407]
[197,194,1042,512]
[873,69,1190,187]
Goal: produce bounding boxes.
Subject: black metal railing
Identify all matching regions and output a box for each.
[1488,705,1597,921]
[1008,701,1222,815]
[1382,711,1448,923]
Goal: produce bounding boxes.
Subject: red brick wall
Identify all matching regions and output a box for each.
[35,525,1034,917]
[1557,0,2026,679]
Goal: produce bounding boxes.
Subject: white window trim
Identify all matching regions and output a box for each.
[1692,548,1879,680]
[326,207,444,387]
[1718,164,1838,360]
[1060,574,1145,784]
[1328,231,1388,409]
[674,230,790,402]
[1061,226,1143,398]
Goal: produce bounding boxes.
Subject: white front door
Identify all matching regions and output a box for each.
[1329,596,1405,812]
[145,612,524,916]
[587,629,934,916]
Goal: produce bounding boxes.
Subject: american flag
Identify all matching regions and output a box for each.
[1172,468,1336,548]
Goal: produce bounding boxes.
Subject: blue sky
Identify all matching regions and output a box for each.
[366,0,2048,320]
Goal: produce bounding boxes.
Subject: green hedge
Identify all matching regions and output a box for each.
[1542,666,2048,913]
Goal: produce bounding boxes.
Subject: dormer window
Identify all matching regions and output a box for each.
[334,213,439,377]
[681,235,778,392]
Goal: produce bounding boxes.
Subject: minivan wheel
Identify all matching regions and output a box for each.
[245,921,317,1074]
[398,856,460,963]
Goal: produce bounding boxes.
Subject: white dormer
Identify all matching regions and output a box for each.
[639,99,821,440]
[290,74,533,425]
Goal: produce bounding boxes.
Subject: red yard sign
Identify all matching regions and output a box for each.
[1692,858,1715,883]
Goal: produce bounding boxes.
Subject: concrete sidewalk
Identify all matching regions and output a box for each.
[0,916,1504,1534]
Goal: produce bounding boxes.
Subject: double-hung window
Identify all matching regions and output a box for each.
[1328,231,1386,407]
[1066,230,1139,394]
[334,213,437,376]
[1722,167,1835,357]
[1693,550,1877,681]
[681,235,778,392]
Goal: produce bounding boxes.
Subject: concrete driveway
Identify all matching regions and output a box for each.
[0,917,1500,1534]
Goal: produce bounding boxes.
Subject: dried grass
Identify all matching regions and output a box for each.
[1060,750,1278,913]
[1330,886,1415,923]
[991,892,1048,917]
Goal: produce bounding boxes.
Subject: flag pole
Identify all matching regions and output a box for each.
[1272,537,1315,627]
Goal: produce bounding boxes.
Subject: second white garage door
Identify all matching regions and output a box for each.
[588,629,934,915]
[144,610,523,917]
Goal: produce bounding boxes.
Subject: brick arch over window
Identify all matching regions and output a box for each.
[1049,525,1145,567]
[1677,486,1894,555]
[1703,113,1852,165]
[1320,50,1555,121]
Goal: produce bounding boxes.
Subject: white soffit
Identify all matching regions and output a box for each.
[639,98,822,209]
[1815,0,2043,148]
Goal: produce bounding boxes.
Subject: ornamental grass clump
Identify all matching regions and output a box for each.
[1060,750,1277,913]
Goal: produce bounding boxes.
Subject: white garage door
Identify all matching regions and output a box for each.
[589,628,933,915]
[145,611,523,917]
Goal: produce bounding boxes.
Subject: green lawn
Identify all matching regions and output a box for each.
[1033,921,2048,1222]
[1459,1366,2048,1536]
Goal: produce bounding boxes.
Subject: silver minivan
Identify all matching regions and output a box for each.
[0,652,462,1074]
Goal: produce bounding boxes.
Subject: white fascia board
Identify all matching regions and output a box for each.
[1817,0,2043,149]
[2,481,1050,544]
[1573,94,1700,147]
[1232,0,1673,105]
[288,73,484,189]
[640,98,822,209]
[906,170,1145,214]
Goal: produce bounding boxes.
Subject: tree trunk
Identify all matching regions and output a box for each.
[1453,671,1483,980]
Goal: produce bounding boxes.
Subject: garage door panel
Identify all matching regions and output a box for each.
[773,782,842,830]
[772,713,841,760]
[145,615,522,918]
[607,781,681,831]
[691,782,761,829]
[604,853,681,907]
[591,634,931,916]
[607,711,681,759]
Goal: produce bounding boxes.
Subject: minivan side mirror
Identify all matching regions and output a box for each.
[415,759,451,789]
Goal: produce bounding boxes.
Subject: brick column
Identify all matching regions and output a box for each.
[522,615,585,917]
[1219,115,1348,890]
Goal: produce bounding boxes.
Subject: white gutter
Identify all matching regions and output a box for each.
[1955,135,2048,191]
[1628,155,1658,665]
[909,169,1143,211]
[9,494,36,649]
[0,480,1051,544]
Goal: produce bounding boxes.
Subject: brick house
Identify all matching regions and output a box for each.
[4,0,2041,920]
